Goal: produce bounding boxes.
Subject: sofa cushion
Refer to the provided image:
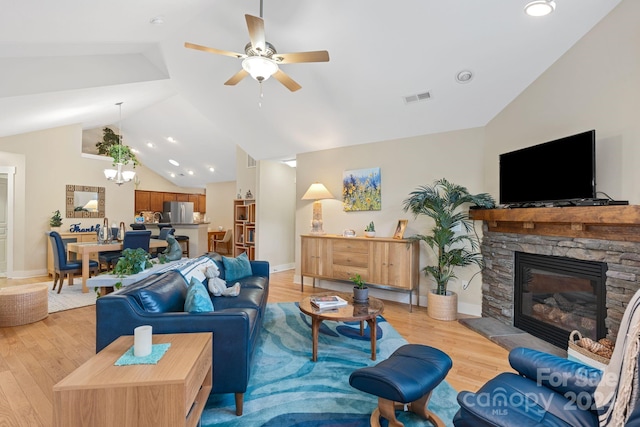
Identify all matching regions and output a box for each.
[223,253,253,282]
[134,272,189,313]
[185,277,214,313]
[238,275,267,290]
[211,287,265,311]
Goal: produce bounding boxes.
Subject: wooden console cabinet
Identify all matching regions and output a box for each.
[301,235,419,311]
[53,333,212,427]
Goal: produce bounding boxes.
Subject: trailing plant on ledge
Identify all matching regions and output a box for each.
[112,248,151,277]
[95,127,140,167]
[402,178,495,296]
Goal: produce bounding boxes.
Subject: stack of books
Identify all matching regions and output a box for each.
[310,295,348,310]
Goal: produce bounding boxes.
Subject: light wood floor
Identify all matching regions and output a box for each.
[0,270,511,427]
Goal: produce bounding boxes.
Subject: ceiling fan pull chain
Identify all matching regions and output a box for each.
[258,83,264,108]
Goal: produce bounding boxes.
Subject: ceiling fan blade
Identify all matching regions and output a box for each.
[184,42,245,59]
[273,50,330,64]
[272,69,302,92]
[224,69,249,86]
[245,14,266,54]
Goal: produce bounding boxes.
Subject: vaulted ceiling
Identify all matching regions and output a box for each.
[0,0,622,187]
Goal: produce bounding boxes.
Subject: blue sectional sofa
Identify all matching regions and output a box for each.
[95,253,269,416]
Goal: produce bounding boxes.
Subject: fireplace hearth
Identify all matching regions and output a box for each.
[514,252,606,348]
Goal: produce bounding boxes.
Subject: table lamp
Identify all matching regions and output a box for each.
[302,182,334,235]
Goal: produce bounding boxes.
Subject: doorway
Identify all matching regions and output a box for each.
[0,166,15,277]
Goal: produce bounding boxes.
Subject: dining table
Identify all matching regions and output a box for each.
[67,239,168,293]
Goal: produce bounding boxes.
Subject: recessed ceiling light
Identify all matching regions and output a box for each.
[167,137,176,143]
[169,159,179,166]
[525,0,556,17]
[146,142,154,148]
[150,16,165,25]
[456,70,474,84]
[170,172,175,178]
[209,167,215,172]
[130,148,140,154]
[188,170,194,175]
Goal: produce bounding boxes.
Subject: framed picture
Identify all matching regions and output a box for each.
[342,167,381,211]
[393,219,408,239]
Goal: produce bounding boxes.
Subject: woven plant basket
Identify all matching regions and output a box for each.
[568,330,611,367]
[427,290,458,321]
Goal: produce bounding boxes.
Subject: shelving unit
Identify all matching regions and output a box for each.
[233,199,256,260]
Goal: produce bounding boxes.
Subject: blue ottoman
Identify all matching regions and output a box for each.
[349,344,452,427]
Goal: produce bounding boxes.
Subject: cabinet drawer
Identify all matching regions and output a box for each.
[332,265,368,281]
[332,239,369,254]
[332,252,368,268]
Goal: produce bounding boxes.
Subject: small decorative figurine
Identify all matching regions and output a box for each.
[237,188,242,199]
[245,189,253,199]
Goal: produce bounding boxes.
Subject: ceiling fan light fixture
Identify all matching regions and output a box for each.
[524,0,556,17]
[242,56,279,82]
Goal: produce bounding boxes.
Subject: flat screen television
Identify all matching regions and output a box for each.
[499,130,596,205]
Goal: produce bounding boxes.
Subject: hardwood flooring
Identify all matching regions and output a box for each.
[0,270,511,427]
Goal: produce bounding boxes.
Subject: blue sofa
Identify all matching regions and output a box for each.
[95,253,269,416]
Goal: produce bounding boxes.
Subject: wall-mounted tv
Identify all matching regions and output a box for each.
[499,130,596,206]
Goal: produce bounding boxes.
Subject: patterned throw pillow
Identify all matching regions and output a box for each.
[184,277,214,313]
[222,252,253,282]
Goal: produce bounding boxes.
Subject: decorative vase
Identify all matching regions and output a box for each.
[364,231,376,238]
[427,289,458,321]
[353,286,369,303]
[50,226,62,233]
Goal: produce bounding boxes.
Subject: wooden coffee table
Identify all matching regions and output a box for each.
[299,292,384,362]
[53,333,212,427]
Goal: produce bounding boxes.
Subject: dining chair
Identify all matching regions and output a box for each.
[213,229,233,255]
[48,231,99,294]
[99,230,152,270]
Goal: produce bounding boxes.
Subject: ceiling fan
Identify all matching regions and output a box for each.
[184,4,329,92]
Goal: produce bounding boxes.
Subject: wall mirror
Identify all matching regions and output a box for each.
[66,185,105,218]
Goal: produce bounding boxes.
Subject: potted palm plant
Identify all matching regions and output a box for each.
[402,178,495,320]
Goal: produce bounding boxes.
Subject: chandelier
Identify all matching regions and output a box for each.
[104,102,136,185]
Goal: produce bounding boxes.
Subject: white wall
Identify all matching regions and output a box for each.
[485,0,640,204]
[296,127,487,314]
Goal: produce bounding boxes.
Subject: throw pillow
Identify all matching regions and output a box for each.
[222,252,253,282]
[184,277,214,313]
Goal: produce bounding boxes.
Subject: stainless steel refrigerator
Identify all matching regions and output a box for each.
[162,201,194,224]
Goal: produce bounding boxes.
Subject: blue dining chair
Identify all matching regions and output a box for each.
[49,231,99,294]
[99,230,152,270]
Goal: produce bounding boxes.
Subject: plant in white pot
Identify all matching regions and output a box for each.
[402,178,495,320]
[364,221,376,238]
[49,210,63,231]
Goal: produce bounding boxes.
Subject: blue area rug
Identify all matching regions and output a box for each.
[201,302,459,426]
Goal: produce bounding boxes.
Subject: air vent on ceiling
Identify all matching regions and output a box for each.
[403,90,432,105]
[247,154,256,168]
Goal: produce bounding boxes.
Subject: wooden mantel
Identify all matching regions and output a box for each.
[470,205,640,242]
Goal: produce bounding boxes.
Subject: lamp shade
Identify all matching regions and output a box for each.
[242,56,279,82]
[302,183,334,200]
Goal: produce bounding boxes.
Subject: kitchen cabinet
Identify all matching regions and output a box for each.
[300,235,419,311]
[134,191,206,214]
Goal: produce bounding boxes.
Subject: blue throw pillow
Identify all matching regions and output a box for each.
[184,277,214,313]
[222,252,253,282]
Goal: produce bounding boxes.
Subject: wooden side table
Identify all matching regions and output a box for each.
[53,333,212,427]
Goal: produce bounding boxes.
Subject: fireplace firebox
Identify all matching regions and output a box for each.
[514,252,607,348]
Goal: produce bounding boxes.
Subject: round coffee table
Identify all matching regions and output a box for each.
[299,292,384,362]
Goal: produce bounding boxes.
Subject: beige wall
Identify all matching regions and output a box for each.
[205,180,236,230]
[0,124,207,277]
[296,127,487,314]
[485,0,640,204]
[256,160,296,270]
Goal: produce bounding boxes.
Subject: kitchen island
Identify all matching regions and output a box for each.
[144,222,210,258]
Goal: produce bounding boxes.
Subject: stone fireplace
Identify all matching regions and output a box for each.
[470,206,640,345]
